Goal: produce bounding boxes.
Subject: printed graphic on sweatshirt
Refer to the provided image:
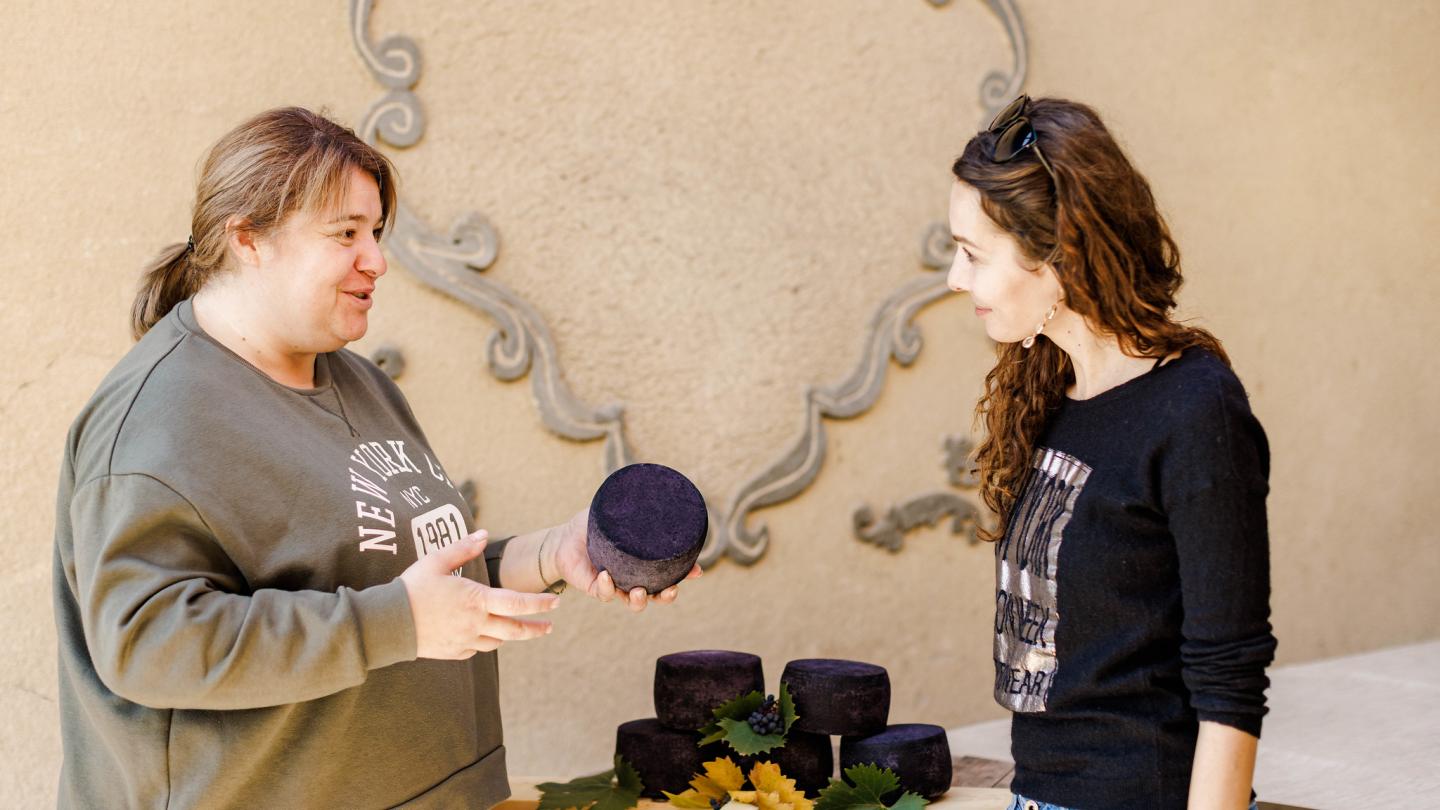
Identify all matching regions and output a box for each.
[345,439,467,571]
[411,504,468,561]
[993,446,1091,713]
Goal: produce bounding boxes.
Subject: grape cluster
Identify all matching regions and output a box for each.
[746,694,783,736]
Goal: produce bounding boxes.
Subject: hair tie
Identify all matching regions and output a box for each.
[186,235,195,252]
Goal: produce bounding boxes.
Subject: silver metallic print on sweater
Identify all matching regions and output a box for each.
[994,447,1091,713]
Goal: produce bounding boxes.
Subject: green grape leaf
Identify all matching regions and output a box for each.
[814,764,928,810]
[886,793,929,810]
[696,690,766,741]
[715,717,786,756]
[696,686,802,757]
[537,756,644,810]
[778,681,799,734]
[605,758,644,810]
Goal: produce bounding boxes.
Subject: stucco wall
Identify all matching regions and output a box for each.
[3,0,1436,802]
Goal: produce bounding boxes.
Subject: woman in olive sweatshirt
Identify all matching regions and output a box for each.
[52,106,696,809]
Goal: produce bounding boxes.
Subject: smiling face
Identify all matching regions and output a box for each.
[946,179,1063,344]
[250,165,388,353]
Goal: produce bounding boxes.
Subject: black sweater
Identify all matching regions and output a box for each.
[993,347,1276,809]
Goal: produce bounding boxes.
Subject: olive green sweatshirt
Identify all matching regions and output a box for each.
[52,299,510,808]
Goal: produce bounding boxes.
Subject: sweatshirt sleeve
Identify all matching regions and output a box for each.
[1160,378,1278,738]
[70,472,418,711]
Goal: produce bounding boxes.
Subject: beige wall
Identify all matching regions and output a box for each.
[3,0,1437,802]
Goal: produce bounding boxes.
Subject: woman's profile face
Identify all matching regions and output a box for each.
[946,180,1062,344]
[251,165,387,353]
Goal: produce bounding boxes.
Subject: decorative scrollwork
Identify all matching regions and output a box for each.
[360,90,424,149]
[350,0,422,88]
[920,0,1029,310]
[854,492,984,551]
[852,434,987,552]
[349,0,1026,566]
[712,271,952,565]
[945,434,981,489]
[458,479,479,517]
[921,221,958,271]
[925,0,1028,128]
[370,346,406,380]
[976,0,1028,126]
[350,1,426,149]
[352,1,633,474]
[383,206,633,472]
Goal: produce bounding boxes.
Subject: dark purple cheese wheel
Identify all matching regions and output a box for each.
[655,650,765,731]
[615,718,710,799]
[839,724,952,800]
[587,463,708,594]
[767,730,835,793]
[781,659,890,736]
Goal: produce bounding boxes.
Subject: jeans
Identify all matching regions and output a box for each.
[1007,795,1260,810]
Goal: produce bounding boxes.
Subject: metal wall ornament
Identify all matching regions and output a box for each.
[348,0,1027,566]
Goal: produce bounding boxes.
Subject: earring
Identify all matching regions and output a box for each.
[1022,303,1059,349]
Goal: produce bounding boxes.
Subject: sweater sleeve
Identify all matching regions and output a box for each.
[70,472,418,711]
[1160,378,1278,738]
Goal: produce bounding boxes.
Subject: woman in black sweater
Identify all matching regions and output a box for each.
[945,96,1275,809]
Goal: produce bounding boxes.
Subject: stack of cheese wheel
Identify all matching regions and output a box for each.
[616,650,764,798]
[781,659,952,800]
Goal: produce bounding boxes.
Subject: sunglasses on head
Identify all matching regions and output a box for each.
[988,95,1059,189]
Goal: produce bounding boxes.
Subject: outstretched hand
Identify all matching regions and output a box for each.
[399,531,559,659]
[550,509,703,612]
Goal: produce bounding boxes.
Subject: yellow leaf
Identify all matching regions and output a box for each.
[703,758,747,793]
[689,779,724,799]
[748,763,797,795]
[667,757,748,808]
[664,790,716,809]
[729,788,791,810]
[742,761,813,810]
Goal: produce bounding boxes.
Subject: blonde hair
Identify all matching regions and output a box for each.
[131,106,398,339]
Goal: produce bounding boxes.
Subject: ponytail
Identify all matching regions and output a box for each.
[131,241,200,339]
[128,106,398,341]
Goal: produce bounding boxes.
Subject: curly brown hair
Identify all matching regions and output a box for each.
[953,97,1229,542]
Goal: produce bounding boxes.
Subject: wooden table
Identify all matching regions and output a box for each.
[500,780,1013,810]
[503,753,1314,810]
